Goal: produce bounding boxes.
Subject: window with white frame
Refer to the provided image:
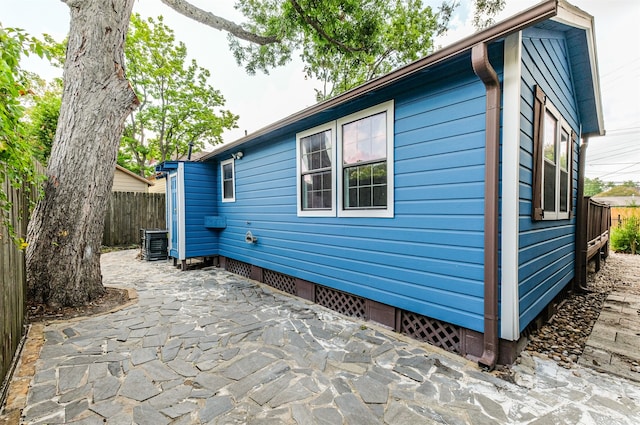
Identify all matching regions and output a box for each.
[296,124,336,217]
[221,158,235,202]
[532,86,572,220]
[296,100,394,218]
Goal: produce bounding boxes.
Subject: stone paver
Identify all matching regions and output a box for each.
[4,250,640,424]
[579,256,640,382]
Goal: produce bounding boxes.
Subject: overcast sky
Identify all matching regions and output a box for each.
[3,0,639,183]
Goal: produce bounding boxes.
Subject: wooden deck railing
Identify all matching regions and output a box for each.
[584,196,611,269]
[575,196,611,289]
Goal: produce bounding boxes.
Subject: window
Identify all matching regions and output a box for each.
[296,101,394,218]
[532,86,573,220]
[296,123,336,217]
[221,158,235,202]
[338,101,394,217]
[341,112,387,209]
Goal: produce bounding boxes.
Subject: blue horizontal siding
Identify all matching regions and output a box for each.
[211,53,501,333]
[518,29,580,332]
[183,162,219,258]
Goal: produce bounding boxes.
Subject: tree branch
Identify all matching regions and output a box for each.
[160,0,280,45]
[288,0,363,53]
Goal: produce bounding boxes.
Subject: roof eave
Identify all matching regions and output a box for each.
[553,1,605,136]
[115,164,153,186]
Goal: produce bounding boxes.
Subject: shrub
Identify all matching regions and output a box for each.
[611,215,639,254]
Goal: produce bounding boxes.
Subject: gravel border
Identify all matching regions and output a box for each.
[523,252,638,369]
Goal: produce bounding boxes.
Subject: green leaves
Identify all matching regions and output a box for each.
[230,0,445,100]
[120,14,238,175]
[226,0,505,100]
[0,24,46,241]
[611,213,639,255]
[23,79,63,164]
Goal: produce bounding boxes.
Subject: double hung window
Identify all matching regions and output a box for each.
[296,101,394,218]
[298,125,335,216]
[533,86,573,220]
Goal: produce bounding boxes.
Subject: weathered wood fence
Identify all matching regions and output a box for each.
[0,168,34,403]
[575,196,611,289]
[585,197,611,268]
[102,192,166,246]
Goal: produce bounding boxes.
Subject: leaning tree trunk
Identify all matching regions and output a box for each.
[26,0,138,307]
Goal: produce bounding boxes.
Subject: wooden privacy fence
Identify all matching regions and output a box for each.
[103,192,166,246]
[1,166,38,403]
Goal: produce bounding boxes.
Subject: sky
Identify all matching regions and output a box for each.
[2,0,639,183]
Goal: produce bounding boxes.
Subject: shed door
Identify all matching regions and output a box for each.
[170,174,179,254]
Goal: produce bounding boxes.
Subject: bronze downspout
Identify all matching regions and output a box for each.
[574,136,589,291]
[472,42,500,370]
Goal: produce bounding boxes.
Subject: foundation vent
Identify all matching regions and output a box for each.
[226,258,251,278]
[316,285,366,319]
[400,311,461,353]
[263,269,296,295]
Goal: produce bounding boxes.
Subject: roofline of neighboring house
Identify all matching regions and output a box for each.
[201,0,601,162]
[115,164,154,186]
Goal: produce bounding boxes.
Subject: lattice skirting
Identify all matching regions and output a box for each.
[263,269,296,295]
[217,255,529,364]
[315,285,367,319]
[226,258,251,278]
[400,311,461,354]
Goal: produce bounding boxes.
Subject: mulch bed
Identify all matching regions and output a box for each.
[27,287,130,322]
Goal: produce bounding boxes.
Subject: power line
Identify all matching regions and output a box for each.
[605,126,640,134]
[588,162,640,166]
[601,58,640,78]
[588,146,640,162]
[595,162,640,179]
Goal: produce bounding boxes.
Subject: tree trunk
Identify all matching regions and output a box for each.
[26,0,138,307]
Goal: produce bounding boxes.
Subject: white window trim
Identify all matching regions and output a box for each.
[296,122,337,217]
[221,158,236,203]
[541,101,571,221]
[337,100,394,218]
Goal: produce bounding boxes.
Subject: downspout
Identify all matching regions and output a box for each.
[472,42,500,370]
[574,135,589,291]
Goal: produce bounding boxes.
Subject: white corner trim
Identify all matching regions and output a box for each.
[177,162,186,260]
[166,175,171,243]
[501,32,522,341]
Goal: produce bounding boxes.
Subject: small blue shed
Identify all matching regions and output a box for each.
[157,0,603,367]
[155,161,222,264]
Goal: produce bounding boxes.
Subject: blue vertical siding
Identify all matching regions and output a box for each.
[518,28,580,330]
[212,51,505,333]
[183,162,219,258]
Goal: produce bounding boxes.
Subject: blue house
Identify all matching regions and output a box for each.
[157,0,603,368]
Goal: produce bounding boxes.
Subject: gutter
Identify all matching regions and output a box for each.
[471,42,501,371]
[201,0,558,161]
